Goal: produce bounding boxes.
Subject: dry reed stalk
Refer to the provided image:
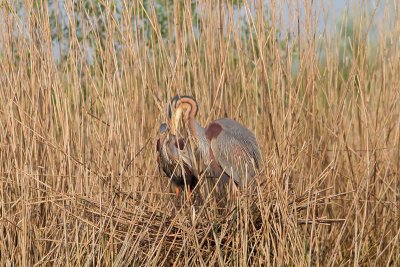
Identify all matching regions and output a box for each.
[0,0,399,266]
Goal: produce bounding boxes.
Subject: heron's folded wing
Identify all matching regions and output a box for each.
[210,118,261,187]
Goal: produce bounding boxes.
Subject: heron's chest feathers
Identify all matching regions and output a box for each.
[160,141,172,164]
[208,143,224,173]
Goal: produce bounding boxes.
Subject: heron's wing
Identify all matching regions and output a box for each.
[172,137,195,171]
[157,135,198,188]
[167,135,198,179]
[209,118,261,187]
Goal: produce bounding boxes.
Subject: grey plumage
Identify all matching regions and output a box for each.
[169,96,261,189]
[208,118,261,187]
[156,124,198,195]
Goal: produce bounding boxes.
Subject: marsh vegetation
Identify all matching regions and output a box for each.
[0,0,399,265]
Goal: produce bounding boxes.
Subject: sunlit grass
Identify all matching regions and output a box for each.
[0,0,399,265]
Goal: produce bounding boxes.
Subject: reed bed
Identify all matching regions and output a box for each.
[0,0,399,266]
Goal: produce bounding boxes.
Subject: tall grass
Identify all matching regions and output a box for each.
[0,0,399,265]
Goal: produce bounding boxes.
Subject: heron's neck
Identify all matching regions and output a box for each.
[191,119,210,165]
[188,117,203,140]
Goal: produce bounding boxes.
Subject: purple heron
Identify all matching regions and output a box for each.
[168,95,261,189]
[156,123,197,198]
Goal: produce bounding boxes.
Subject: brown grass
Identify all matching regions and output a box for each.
[0,0,399,266]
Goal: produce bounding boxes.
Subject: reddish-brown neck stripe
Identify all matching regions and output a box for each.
[179,97,199,139]
[209,142,223,174]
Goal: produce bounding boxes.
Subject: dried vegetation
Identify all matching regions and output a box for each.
[0,0,399,266]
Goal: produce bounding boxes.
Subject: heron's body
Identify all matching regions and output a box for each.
[169,96,261,189]
[205,118,261,187]
[156,131,197,196]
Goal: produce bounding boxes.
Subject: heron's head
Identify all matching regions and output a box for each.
[157,123,168,152]
[168,95,198,134]
[159,123,168,134]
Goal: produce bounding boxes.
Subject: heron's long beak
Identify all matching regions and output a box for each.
[171,107,183,135]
